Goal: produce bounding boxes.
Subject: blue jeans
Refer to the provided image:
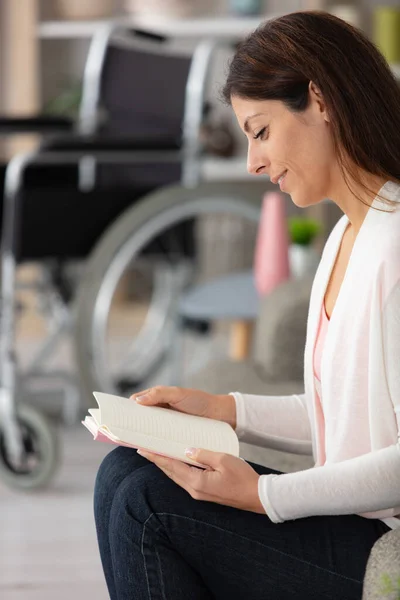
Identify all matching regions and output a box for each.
[93,447,390,599]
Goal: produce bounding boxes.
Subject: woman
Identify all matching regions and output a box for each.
[93,11,400,599]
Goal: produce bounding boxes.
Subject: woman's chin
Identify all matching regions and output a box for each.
[290,191,321,208]
[288,192,307,207]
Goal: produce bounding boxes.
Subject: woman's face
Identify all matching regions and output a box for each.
[231,84,337,207]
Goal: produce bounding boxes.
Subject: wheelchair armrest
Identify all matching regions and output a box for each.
[40,134,181,152]
[0,115,74,134]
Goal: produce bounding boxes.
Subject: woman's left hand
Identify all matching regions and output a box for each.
[137,447,266,514]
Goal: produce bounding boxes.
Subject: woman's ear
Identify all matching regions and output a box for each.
[308,80,330,123]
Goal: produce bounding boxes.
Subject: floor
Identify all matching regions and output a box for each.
[0,270,233,599]
[0,426,111,600]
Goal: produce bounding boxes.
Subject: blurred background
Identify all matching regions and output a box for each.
[0,1,399,598]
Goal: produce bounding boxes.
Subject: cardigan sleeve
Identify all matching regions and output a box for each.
[257,282,400,523]
[229,391,313,455]
[258,444,400,522]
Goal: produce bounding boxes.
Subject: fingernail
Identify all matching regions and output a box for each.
[136,395,148,403]
[137,449,145,456]
[185,447,197,457]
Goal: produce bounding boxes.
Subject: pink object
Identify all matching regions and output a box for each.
[253,192,290,296]
[313,298,330,382]
[312,298,330,467]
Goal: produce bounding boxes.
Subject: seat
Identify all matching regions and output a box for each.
[362,528,400,599]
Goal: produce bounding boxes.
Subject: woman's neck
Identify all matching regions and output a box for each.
[328,172,388,235]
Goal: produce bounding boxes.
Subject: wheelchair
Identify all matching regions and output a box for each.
[0,24,263,490]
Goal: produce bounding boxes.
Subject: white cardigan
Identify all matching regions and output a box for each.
[231,180,400,530]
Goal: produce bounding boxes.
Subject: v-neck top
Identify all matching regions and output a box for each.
[312,300,330,468]
[313,300,330,400]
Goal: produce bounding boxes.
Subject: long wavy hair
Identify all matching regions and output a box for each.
[222,11,400,210]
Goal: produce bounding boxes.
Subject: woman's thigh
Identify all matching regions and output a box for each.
[96,447,389,600]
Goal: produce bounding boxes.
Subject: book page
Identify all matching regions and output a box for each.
[88,409,100,426]
[106,426,228,467]
[83,416,214,468]
[93,391,239,457]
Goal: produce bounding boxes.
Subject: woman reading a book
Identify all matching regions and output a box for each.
[93,11,400,599]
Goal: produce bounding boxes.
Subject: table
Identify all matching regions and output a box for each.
[179,270,259,360]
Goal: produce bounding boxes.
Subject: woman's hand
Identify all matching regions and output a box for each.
[137,447,266,515]
[130,385,236,429]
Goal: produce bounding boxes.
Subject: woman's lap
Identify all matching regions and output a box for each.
[94,446,390,600]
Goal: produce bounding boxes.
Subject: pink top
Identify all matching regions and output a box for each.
[313,299,330,383]
[312,299,330,467]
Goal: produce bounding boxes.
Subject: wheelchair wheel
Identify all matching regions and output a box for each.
[0,404,60,490]
[74,181,262,405]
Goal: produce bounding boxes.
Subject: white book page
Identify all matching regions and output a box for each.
[106,427,229,466]
[93,391,239,457]
[88,409,100,426]
[82,415,97,435]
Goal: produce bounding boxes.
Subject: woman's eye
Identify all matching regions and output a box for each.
[253,127,268,140]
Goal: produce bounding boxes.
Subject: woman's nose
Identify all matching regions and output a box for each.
[247,146,268,175]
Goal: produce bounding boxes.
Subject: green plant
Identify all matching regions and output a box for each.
[288,216,323,246]
[378,572,400,599]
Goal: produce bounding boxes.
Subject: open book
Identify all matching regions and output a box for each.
[82,392,240,469]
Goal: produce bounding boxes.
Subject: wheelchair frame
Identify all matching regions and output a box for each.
[0,22,218,467]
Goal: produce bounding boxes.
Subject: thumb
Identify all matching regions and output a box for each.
[185,447,225,469]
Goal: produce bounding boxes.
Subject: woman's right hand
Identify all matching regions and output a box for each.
[130,386,236,429]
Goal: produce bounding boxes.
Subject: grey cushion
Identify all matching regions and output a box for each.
[362,528,400,599]
[238,440,314,472]
[252,276,313,381]
[188,357,305,397]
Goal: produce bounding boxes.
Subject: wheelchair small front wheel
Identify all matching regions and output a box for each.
[0,405,60,491]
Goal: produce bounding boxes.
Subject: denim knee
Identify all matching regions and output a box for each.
[108,458,195,530]
[94,447,147,518]
[108,463,163,531]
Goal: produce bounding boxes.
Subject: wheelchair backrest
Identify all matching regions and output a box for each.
[100,36,191,145]
[80,26,192,146]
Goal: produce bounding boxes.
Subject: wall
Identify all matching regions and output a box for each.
[0,0,40,157]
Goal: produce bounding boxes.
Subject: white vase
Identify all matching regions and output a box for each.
[57,0,115,20]
[289,244,320,279]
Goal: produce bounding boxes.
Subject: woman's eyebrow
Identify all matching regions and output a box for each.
[243,113,265,133]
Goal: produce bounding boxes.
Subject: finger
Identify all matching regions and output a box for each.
[138,450,189,472]
[139,452,198,496]
[142,453,231,505]
[131,386,172,406]
[130,388,152,400]
[139,451,200,486]
[186,448,227,470]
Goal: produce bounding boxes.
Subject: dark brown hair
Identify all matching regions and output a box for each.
[222,10,400,210]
